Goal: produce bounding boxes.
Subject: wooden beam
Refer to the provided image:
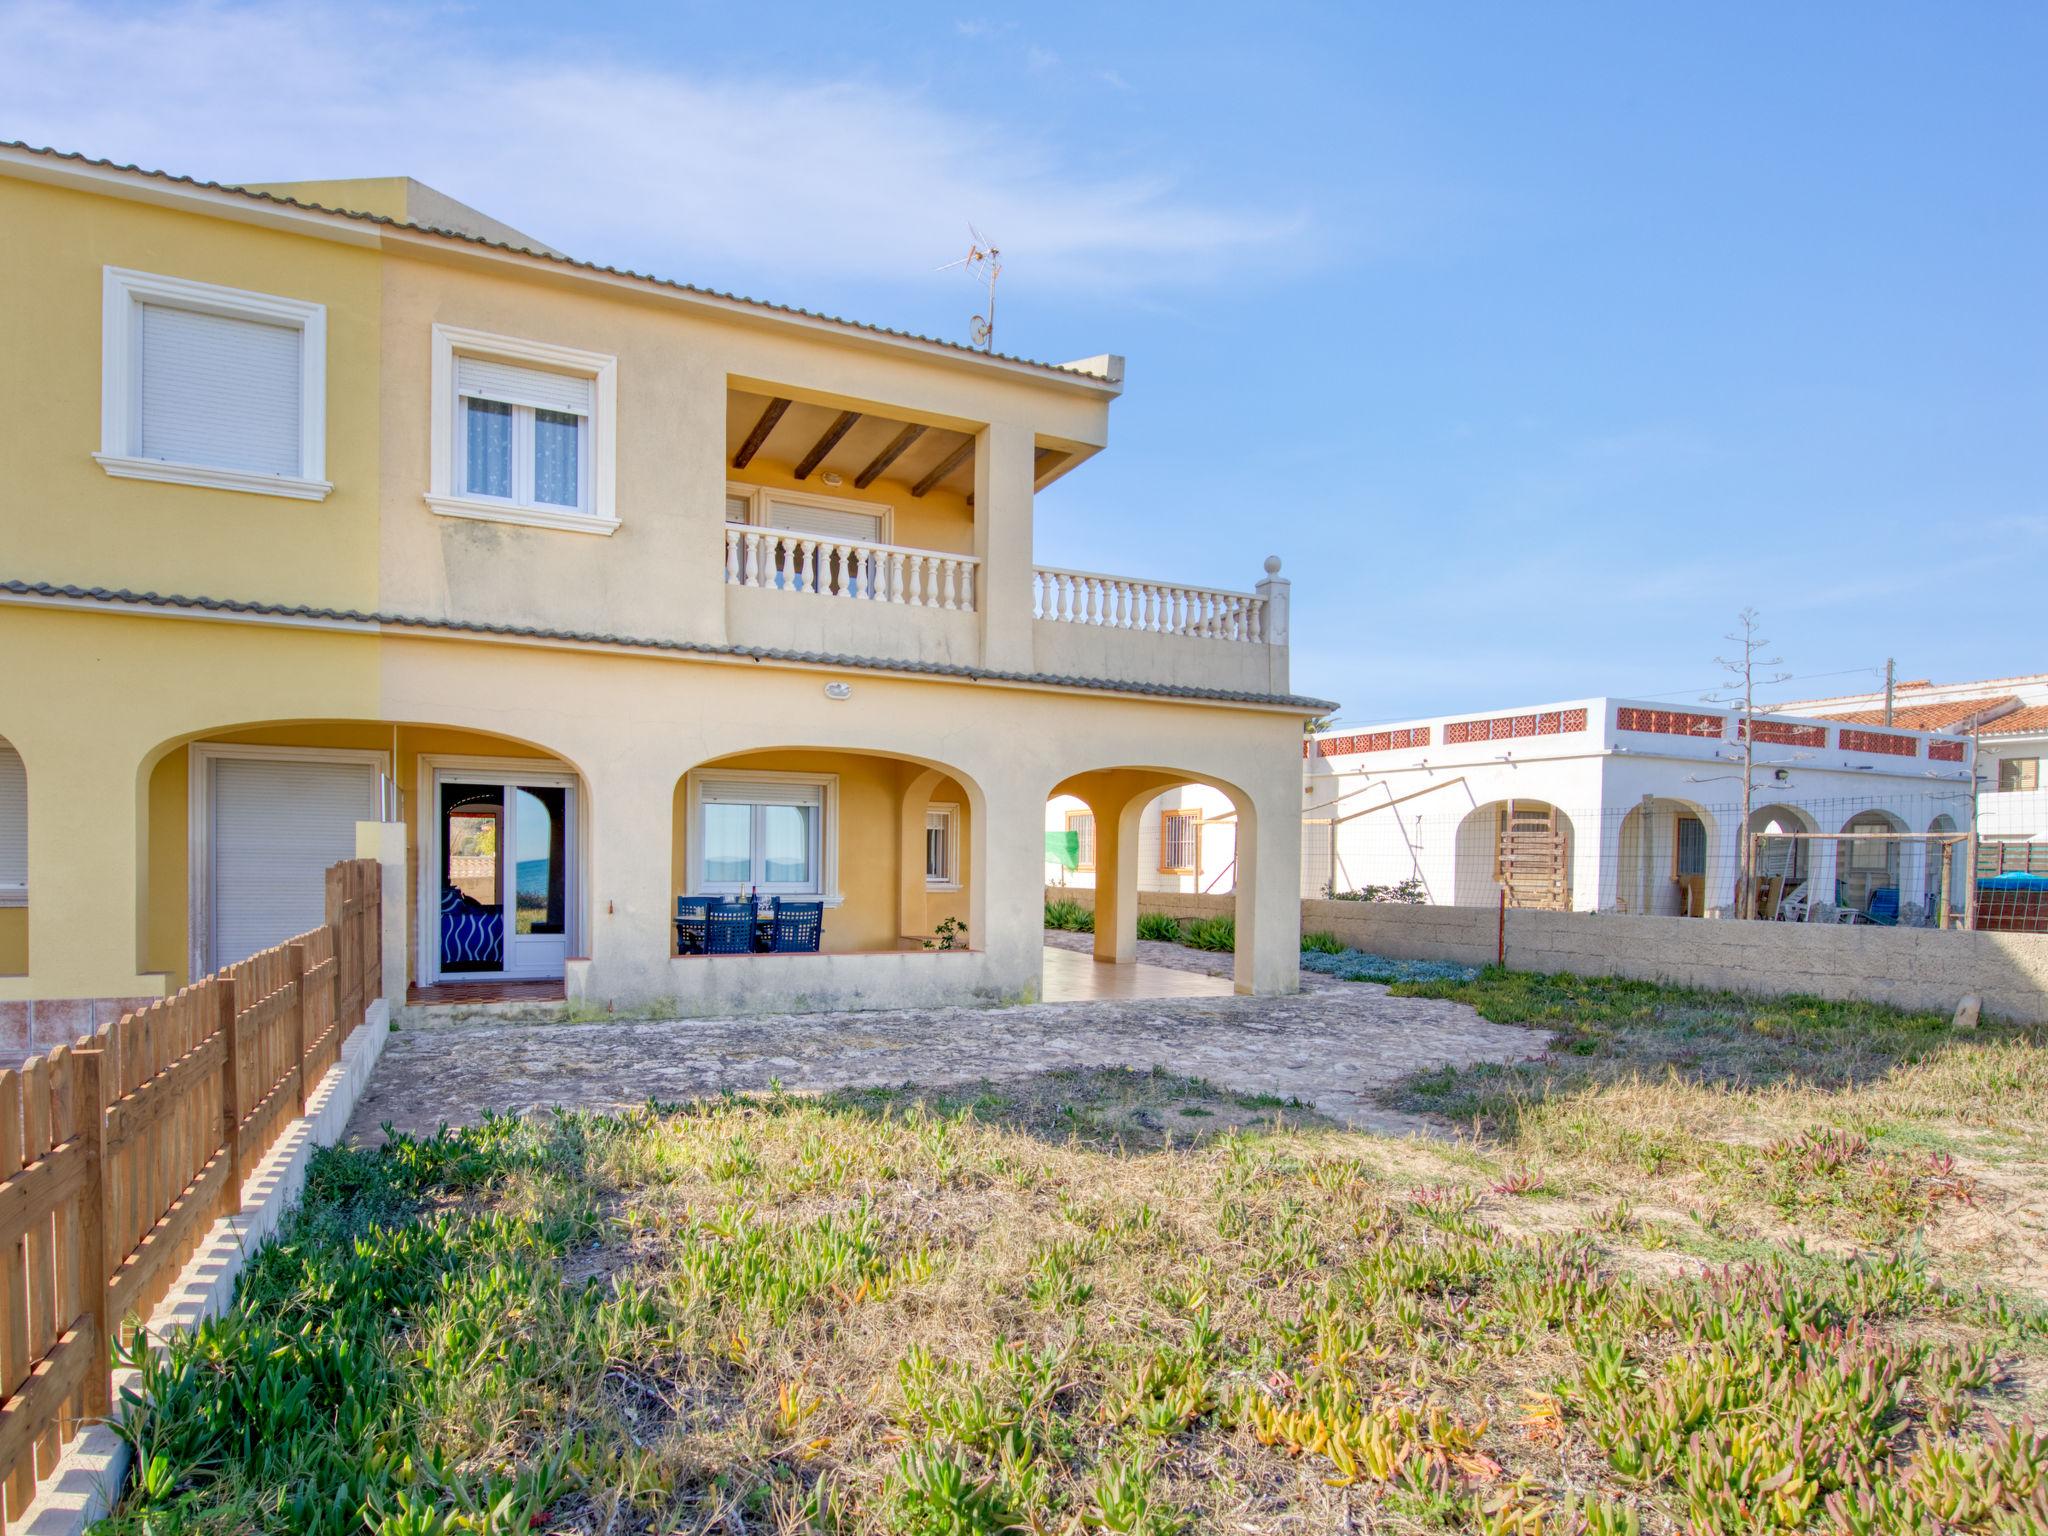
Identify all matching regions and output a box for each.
[730,397,790,470]
[793,410,861,480]
[853,423,926,489]
[911,437,975,498]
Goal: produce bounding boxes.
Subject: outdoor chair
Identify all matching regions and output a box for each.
[703,899,758,955]
[770,901,824,953]
[674,897,708,955]
[1771,884,1810,923]
[1863,886,1901,926]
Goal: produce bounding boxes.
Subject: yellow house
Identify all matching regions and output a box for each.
[0,143,1328,1047]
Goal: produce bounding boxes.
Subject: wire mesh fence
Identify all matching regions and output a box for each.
[1300,789,2044,932]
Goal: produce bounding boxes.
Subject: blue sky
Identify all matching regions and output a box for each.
[5,1,2042,720]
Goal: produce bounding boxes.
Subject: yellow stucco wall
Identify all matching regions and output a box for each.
[0,178,383,608]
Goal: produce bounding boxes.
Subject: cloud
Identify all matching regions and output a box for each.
[0,0,1305,290]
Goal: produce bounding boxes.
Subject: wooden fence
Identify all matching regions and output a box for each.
[0,858,381,1527]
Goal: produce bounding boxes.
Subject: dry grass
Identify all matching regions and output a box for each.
[97,981,2048,1534]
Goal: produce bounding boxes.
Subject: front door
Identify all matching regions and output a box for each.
[432,769,576,982]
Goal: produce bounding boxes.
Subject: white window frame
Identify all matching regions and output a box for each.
[97,266,330,501]
[925,802,960,890]
[724,482,895,545]
[684,769,843,904]
[427,325,618,535]
[0,742,24,907]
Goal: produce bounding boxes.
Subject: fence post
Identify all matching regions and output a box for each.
[325,864,350,1037]
[287,942,308,1119]
[217,975,242,1217]
[72,1048,111,1419]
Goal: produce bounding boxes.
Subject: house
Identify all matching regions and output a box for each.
[1304,698,1975,920]
[0,144,1328,1046]
[1776,674,2048,868]
[1045,783,1240,895]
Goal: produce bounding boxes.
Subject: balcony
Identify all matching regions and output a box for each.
[1031,559,1291,697]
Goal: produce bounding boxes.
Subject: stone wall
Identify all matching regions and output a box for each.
[1048,887,2048,1022]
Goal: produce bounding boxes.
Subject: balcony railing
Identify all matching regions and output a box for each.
[1032,566,1269,643]
[725,526,979,611]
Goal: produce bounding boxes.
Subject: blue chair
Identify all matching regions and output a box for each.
[674,897,708,955]
[1864,886,1901,926]
[771,901,823,953]
[703,899,757,955]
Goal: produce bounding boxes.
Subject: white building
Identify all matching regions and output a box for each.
[1046,784,1240,895]
[1777,674,2048,869]
[1305,697,1977,920]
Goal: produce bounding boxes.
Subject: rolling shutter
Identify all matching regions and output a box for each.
[0,744,25,892]
[455,356,593,415]
[209,757,377,969]
[764,498,884,543]
[138,303,303,474]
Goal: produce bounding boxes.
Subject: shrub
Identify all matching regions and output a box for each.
[1328,877,1426,903]
[1183,916,1236,952]
[1044,898,1095,933]
[1136,912,1184,943]
[1301,931,1345,955]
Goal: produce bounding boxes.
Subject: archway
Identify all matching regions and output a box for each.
[1924,814,1960,921]
[1044,765,1271,996]
[139,718,589,993]
[1747,803,1816,918]
[1455,799,1575,910]
[1614,797,1717,916]
[673,746,983,958]
[1836,809,1907,915]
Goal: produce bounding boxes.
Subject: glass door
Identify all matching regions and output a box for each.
[432,769,576,981]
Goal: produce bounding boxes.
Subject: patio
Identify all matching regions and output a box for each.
[350,941,1543,1144]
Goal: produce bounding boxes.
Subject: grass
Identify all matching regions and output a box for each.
[95,978,2048,1535]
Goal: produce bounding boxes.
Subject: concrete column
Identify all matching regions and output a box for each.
[1703,813,1740,915]
[576,762,676,1006]
[0,727,164,1004]
[973,421,1037,674]
[977,776,1050,999]
[355,820,408,1006]
[1255,556,1291,696]
[1234,783,1303,995]
[1090,793,1142,966]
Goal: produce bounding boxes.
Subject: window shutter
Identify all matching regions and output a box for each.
[0,744,25,890]
[765,499,884,543]
[209,757,378,969]
[699,779,825,808]
[138,303,303,474]
[456,355,594,415]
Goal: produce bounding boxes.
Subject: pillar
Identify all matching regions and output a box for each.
[973,421,1036,674]
[355,820,408,1006]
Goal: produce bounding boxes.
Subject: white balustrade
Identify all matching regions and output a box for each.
[724,526,979,612]
[1031,566,1270,644]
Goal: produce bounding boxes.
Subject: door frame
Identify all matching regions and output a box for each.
[417,754,581,985]
[187,742,391,980]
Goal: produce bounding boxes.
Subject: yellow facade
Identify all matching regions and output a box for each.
[0,145,1318,1034]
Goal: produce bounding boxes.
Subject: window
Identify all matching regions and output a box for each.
[1999,758,2040,792]
[1067,811,1096,872]
[0,742,24,905]
[97,267,329,499]
[689,772,839,899]
[428,326,617,534]
[1160,809,1200,875]
[926,804,959,888]
[725,484,890,544]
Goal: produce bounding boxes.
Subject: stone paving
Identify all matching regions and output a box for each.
[345,934,1546,1145]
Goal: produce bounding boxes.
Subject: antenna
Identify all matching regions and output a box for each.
[935,225,1002,351]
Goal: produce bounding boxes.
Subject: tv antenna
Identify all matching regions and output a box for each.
[936,226,1001,351]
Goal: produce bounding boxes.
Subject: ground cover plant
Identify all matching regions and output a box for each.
[97,984,2048,1534]
[1044,898,1094,933]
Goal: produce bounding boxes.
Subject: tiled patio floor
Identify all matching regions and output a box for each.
[1039,945,1235,1001]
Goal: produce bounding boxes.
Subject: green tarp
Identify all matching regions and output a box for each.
[1044,830,1081,871]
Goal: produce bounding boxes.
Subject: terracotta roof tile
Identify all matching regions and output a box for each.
[1978,704,2048,737]
[1818,696,2019,730]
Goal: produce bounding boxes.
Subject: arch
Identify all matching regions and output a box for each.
[1614,796,1718,916]
[1923,813,1961,918]
[672,744,987,958]
[1454,798,1576,910]
[1041,762,1278,995]
[1746,802,1815,916]
[0,733,24,977]
[137,717,593,992]
[1835,807,1907,914]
